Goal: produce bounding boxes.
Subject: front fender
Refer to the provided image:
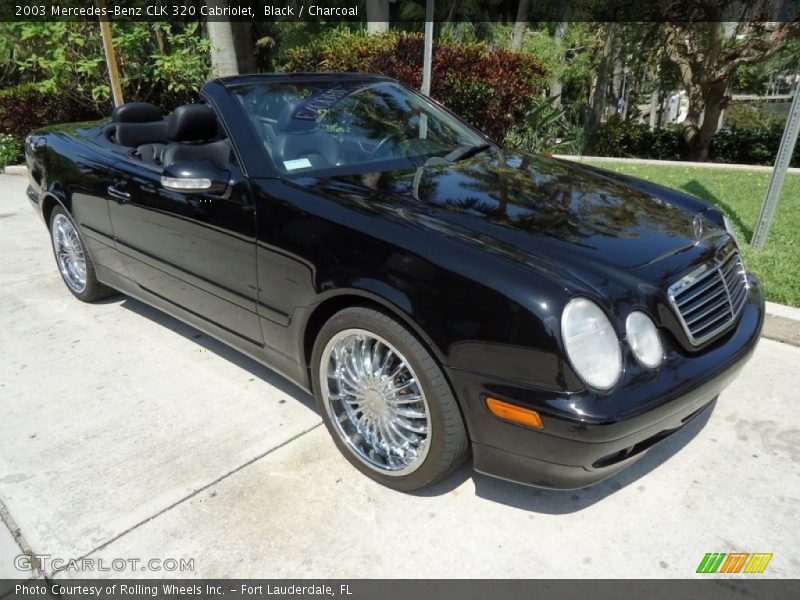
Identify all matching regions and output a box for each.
[297,257,579,395]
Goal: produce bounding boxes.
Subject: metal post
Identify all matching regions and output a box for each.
[751,87,800,249]
[421,0,434,97]
[96,0,124,107]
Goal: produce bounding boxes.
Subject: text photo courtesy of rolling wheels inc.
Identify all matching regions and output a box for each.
[1,0,800,596]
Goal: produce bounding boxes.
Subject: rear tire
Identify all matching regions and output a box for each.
[49,205,116,302]
[311,306,469,491]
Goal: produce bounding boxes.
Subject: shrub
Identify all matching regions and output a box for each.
[504,98,583,154]
[0,22,210,116]
[712,125,800,167]
[593,117,686,160]
[283,31,547,141]
[0,83,99,141]
[592,116,800,167]
[723,102,786,131]
[0,133,21,168]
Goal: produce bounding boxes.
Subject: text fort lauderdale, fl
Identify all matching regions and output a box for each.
[18,584,354,597]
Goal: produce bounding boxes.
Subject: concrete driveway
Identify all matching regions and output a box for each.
[1,173,798,579]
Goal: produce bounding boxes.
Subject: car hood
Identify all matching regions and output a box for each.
[307,151,720,280]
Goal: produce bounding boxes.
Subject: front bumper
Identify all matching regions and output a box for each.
[448,278,764,489]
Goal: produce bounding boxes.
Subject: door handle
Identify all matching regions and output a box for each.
[107,185,131,203]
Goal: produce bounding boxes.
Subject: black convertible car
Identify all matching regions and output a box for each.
[25,73,764,491]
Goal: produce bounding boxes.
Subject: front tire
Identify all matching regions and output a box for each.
[311,307,469,491]
[49,206,115,302]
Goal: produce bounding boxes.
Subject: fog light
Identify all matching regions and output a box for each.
[486,397,543,429]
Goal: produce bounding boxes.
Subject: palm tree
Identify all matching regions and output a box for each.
[206,0,238,77]
[511,0,531,52]
[367,0,390,35]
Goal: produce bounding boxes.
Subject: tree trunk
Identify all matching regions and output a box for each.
[154,26,167,54]
[511,0,531,52]
[367,0,390,35]
[684,80,729,161]
[549,21,568,106]
[446,0,460,22]
[548,3,571,106]
[587,24,616,148]
[612,58,623,115]
[206,1,238,77]
[663,20,799,161]
[649,90,658,129]
[232,21,256,73]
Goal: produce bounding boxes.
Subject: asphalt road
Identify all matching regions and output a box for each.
[1,174,798,579]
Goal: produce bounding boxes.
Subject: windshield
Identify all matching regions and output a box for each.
[232,80,486,175]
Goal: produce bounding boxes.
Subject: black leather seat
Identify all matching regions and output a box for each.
[135,143,165,164]
[272,131,340,170]
[269,101,341,170]
[160,104,231,170]
[275,100,306,132]
[112,102,162,123]
[112,102,167,157]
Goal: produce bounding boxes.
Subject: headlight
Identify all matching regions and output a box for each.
[561,298,622,390]
[625,311,664,369]
[723,214,740,249]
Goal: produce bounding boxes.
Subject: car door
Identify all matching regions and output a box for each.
[105,156,263,346]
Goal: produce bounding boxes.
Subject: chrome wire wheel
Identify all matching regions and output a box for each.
[51,213,87,293]
[320,328,431,476]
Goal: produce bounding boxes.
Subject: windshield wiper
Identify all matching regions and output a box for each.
[443,143,493,163]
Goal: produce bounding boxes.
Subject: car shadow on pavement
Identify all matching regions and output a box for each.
[119,296,315,409]
[418,402,715,514]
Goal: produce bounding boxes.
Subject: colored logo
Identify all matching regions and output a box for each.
[697,552,773,574]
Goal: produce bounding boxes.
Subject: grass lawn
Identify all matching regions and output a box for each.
[587,161,800,308]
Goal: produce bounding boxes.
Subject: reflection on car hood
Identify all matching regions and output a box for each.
[313,152,714,272]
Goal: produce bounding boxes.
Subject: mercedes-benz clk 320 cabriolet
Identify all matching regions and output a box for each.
[25,73,764,491]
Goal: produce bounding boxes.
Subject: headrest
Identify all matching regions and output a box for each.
[272,132,338,171]
[115,121,168,147]
[276,101,300,131]
[273,131,335,157]
[166,104,219,142]
[276,101,314,133]
[112,102,162,123]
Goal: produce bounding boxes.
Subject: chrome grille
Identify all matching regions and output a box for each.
[668,251,749,346]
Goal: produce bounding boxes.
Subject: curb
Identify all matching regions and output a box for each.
[2,164,27,176]
[766,301,800,322]
[763,302,800,347]
[557,154,800,174]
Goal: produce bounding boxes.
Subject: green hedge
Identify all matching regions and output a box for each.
[0,83,101,166]
[712,125,800,167]
[0,83,101,137]
[594,116,800,167]
[283,31,547,141]
[593,118,687,161]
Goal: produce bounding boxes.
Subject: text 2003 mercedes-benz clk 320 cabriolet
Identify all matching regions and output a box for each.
[25,73,764,491]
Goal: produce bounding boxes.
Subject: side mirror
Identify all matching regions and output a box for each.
[161,160,229,195]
